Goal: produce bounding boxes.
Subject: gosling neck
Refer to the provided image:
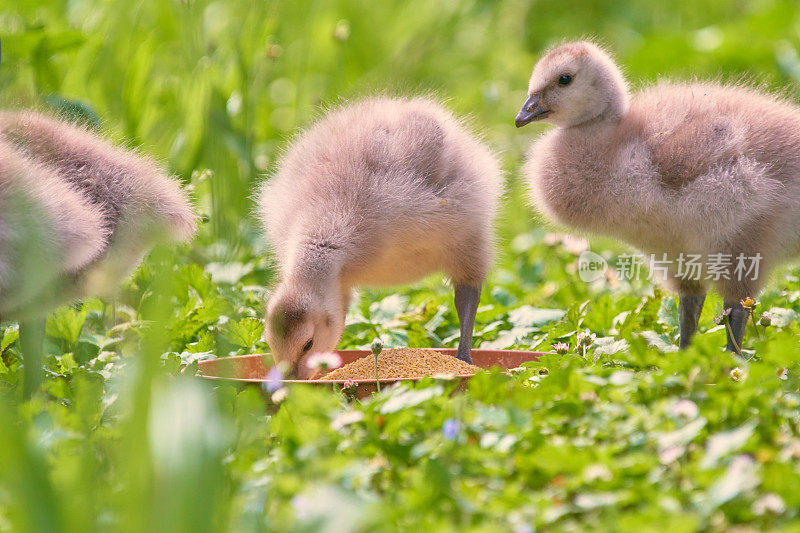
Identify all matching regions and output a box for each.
[570,96,628,132]
[286,241,345,306]
[570,74,630,130]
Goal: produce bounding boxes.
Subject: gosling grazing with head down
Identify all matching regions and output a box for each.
[517,40,800,352]
[0,110,197,393]
[259,97,502,377]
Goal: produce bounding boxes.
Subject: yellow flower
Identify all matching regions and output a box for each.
[740,297,757,309]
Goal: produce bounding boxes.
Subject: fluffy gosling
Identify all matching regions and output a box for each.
[259,97,502,376]
[517,41,800,352]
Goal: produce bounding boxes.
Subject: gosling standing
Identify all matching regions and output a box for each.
[517,40,800,352]
[259,97,502,376]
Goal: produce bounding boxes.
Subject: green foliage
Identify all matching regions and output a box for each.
[225,317,264,351]
[2,0,800,530]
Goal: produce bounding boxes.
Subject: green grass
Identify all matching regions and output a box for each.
[3,0,800,530]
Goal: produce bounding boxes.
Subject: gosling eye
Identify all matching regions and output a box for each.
[558,73,573,86]
[302,338,313,353]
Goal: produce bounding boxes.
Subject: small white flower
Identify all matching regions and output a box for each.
[670,399,699,419]
[306,351,342,370]
[778,368,788,381]
[544,233,561,246]
[752,493,786,515]
[583,463,612,482]
[576,329,596,347]
[562,234,590,255]
[659,445,684,464]
[331,410,364,431]
[371,337,384,356]
[730,367,746,382]
[779,439,800,461]
[271,387,289,403]
[332,19,350,42]
[579,391,598,402]
[368,456,389,469]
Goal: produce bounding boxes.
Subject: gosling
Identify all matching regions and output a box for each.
[0,110,197,392]
[259,97,502,376]
[516,40,800,352]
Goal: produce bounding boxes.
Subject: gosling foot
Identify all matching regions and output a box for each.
[454,283,481,364]
[678,293,706,349]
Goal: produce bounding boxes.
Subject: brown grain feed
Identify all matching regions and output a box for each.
[319,348,480,380]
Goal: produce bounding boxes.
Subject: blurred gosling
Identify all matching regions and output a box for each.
[0,110,197,393]
[259,97,502,377]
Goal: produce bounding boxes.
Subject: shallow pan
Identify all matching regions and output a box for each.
[190,348,546,398]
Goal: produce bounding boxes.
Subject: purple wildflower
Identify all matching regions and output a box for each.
[714,307,732,325]
[265,365,283,393]
[442,419,460,440]
[553,342,569,355]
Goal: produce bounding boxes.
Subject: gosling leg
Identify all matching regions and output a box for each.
[724,300,747,353]
[678,293,706,349]
[20,317,46,398]
[454,283,481,364]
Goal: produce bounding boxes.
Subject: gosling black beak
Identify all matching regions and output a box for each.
[515,94,549,128]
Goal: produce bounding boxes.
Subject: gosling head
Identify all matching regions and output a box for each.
[515,41,629,128]
[263,285,345,379]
